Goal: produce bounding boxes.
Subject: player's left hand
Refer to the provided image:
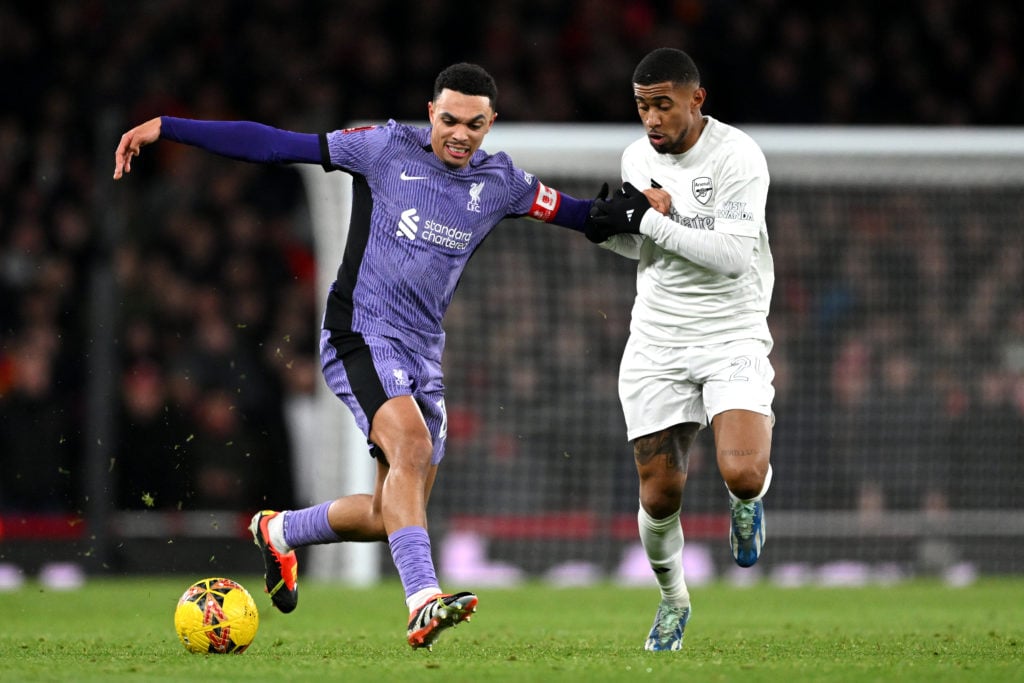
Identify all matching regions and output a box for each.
[643,187,672,216]
[585,182,651,243]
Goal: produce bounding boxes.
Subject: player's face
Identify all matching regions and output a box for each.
[634,81,706,155]
[428,89,497,168]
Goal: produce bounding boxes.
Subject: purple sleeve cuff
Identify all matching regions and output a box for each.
[160,116,321,164]
[551,193,592,232]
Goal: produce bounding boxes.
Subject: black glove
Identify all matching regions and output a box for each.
[584,182,651,244]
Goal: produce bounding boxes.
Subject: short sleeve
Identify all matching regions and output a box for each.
[711,138,769,238]
[323,121,395,175]
[499,155,546,216]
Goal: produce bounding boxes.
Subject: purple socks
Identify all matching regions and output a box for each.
[388,526,439,598]
[281,505,438,600]
[282,501,342,547]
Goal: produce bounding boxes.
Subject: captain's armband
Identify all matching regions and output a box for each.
[528,182,561,222]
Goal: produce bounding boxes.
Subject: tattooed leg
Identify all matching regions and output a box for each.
[634,423,700,518]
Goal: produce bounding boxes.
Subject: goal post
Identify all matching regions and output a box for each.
[297,124,1024,585]
[293,166,379,585]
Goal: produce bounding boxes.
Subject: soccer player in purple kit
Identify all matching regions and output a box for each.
[113,63,605,650]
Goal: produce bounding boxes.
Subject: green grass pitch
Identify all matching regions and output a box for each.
[1,577,1021,682]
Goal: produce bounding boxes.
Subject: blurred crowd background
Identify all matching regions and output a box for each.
[1,0,1022,527]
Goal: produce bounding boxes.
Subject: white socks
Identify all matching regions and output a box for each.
[638,505,690,609]
[267,512,291,553]
[406,586,442,613]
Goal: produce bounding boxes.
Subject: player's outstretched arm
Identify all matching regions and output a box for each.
[115,116,321,179]
[113,117,162,179]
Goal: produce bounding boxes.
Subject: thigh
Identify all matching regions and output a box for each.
[711,409,773,460]
[711,409,773,487]
[359,343,447,467]
[698,339,775,423]
[634,423,700,475]
[369,395,436,472]
[321,331,449,462]
[320,329,406,443]
[619,336,706,441]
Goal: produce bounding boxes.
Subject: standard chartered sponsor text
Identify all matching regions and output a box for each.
[422,219,472,250]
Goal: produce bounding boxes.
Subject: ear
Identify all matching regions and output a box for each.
[427,100,436,123]
[692,87,706,110]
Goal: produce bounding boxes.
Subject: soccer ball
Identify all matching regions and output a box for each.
[174,577,259,654]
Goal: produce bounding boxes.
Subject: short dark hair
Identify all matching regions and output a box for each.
[633,48,700,87]
[433,63,498,109]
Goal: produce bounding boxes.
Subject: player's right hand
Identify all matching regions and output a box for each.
[585,182,651,243]
[113,117,162,179]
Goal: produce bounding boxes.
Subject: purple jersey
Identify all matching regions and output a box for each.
[320,120,548,361]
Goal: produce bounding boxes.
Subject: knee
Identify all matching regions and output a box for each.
[639,473,687,519]
[721,458,770,500]
[383,433,434,478]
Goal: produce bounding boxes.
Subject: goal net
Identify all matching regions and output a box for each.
[301,124,1024,587]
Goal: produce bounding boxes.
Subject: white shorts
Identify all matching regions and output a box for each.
[618,337,775,441]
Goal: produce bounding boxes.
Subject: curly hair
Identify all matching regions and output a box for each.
[433,63,498,109]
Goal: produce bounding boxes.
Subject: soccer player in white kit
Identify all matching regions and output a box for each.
[586,48,775,651]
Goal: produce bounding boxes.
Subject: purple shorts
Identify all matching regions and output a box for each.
[320,329,448,464]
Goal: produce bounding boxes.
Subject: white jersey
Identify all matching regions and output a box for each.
[606,116,774,347]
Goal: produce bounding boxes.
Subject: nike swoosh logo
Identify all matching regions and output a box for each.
[400,171,428,181]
